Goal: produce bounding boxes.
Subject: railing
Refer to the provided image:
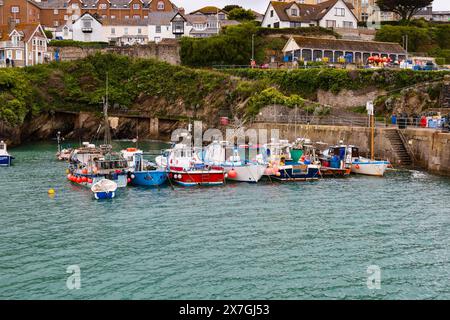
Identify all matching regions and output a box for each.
[397,129,417,164]
[0,41,24,48]
[253,115,371,127]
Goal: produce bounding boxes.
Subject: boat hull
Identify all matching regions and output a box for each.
[224,164,266,183]
[320,167,351,177]
[351,161,390,176]
[131,171,167,187]
[93,191,116,200]
[0,155,13,167]
[169,166,225,186]
[272,164,320,181]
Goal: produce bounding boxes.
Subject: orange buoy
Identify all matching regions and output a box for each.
[76,177,82,183]
[81,169,88,175]
[87,178,93,184]
[81,177,88,183]
[67,174,72,180]
[228,169,237,178]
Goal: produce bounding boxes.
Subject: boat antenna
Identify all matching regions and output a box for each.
[56,131,61,154]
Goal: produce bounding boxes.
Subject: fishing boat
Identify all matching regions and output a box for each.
[347,145,390,176]
[66,74,129,188]
[129,153,167,187]
[91,179,117,200]
[0,141,14,167]
[318,143,352,177]
[265,140,320,181]
[156,143,225,187]
[56,131,72,161]
[202,141,267,183]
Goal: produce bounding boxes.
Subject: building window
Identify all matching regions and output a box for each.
[361,13,368,21]
[54,9,59,15]
[343,21,353,28]
[72,3,79,9]
[63,27,69,36]
[156,25,161,33]
[64,15,68,21]
[274,22,280,28]
[326,20,336,28]
[133,4,140,10]
[138,28,141,34]
[111,15,116,19]
[157,1,165,10]
[270,10,274,17]
[102,15,107,19]
[54,20,59,27]
[124,27,128,35]
[291,9,298,16]
[125,15,129,19]
[111,28,115,34]
[335,8,345,16]
[133,15,140,19]
[99,4,107,10]
[16,50,23,60]
[11,6,20,13]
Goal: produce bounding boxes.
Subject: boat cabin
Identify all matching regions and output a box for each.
[0,141,7,155]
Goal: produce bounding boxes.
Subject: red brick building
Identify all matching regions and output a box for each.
[0,0,177,28]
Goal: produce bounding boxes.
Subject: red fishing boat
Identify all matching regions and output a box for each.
[156,143,225,186]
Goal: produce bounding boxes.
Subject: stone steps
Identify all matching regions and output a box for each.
[384,130,413,166]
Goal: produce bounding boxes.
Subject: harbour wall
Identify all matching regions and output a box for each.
[50,41,181,65]
[402,128,450,176]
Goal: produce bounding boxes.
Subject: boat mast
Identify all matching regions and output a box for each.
[367,101,375,161]
[103,72,112,149]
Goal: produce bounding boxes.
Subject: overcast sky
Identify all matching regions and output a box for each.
[172,0,450,14]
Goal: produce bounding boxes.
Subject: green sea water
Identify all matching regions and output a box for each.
[0,141,449,299]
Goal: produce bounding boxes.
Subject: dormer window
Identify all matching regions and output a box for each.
[72,3,79,9]
[157,1,165,10]
[12,35,20,46]
[99,4,107,10]
[291,8,298,16]
[133,4,140,10]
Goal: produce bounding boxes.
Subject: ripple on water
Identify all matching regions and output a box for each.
[0,142,449,299]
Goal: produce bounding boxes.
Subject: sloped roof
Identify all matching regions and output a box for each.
[270,0,355,23]
[0,23,44,42]
[190,6,227,15]
[288,36,406,54]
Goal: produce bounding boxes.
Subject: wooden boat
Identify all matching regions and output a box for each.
[156,143,225,187]
[0,141,14,167]
[202,141,267,183]
[91,179,117,200]
[318,144,352,177]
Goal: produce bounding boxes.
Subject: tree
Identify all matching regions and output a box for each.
[228,8,256,21]
[222,5,241,13]
[376,0,433,22]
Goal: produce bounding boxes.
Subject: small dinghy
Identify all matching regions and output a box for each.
[91,179,117,200]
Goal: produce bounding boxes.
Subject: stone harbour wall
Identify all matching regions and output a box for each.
[403,128,450,176]
[51,41,181,65]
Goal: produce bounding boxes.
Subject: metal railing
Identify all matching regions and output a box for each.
[0,41,24,49]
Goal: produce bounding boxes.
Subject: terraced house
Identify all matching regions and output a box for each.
[0,0,177,28]
[0,22,49,67]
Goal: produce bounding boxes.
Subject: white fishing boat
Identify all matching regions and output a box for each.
[0,141,14,167]
[91,179,117,200]
[202,141,267,183]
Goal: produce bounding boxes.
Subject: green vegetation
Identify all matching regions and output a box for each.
[222,68,449,99]
[375,24,450,64]
[227,8,256,21]
[49,40,109,48]
[180,24,339,67]
[44,29,53,40]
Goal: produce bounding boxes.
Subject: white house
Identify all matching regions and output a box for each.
[261,0,358,29]
[72,13,106,42]
[104,19,149,46]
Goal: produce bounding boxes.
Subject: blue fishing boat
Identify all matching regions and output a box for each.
[0,141,14,167]
[129,153,167,187]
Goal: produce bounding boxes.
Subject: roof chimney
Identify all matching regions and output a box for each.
[8,17,16,33]
[178,7,185,15]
